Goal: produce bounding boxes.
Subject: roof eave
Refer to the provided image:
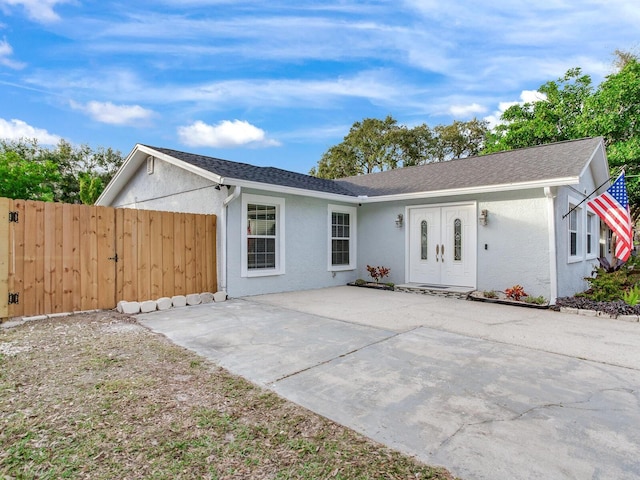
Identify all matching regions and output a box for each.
[221,177,360,203]
[357,177,581,204]
[96,145,225,206]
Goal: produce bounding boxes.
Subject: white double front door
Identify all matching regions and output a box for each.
[408,204,477,288]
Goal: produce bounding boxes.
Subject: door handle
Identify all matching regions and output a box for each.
[436,244,439,262]
[441,244,445,262]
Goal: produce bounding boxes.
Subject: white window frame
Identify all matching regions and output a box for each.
[241,194,285,277]
[567,196,583,263]
[586,210,598,260]
[327,204,357,271]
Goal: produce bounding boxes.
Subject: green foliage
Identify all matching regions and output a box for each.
[581,255,640,301]
[622,284,640,306]
[310,115,488,179]
[523,295,547,305]
[0,149,60,201]
[78,173,104,205]
[580,54,640,206]
[484,50,640,208]
[354,278,366,286]
[0,138,123,204]
[483,290,497,298]
[484,68,593,153]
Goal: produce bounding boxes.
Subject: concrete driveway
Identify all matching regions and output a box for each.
[137,286,640,480]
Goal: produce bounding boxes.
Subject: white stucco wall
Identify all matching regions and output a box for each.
[475,191,551,298]
[110,158,226,215]
[225,189,359,297]
[357,201,409,285]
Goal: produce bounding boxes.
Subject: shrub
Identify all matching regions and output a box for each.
[366,265,390,284]
[622,284,640,306]
[483,290,497,299]
[580,254,640,302]
[523,295,546,305]
[505,285,527,301]
[354,278,366,286]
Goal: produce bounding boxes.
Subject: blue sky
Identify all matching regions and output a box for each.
[0,1,638,174]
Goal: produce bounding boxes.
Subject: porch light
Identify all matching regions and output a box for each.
[479,209,488,226]
[395,213,403,228]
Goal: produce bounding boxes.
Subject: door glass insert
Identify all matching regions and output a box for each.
[454,218,462,261]
[420,220,428,260]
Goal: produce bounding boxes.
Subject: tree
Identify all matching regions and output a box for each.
[310,116,405,178]
[579,53,640,205]
[310,116,487,179]
[0,149,60,201]
[431,119,489,161]
[0,139,124,204]
[484,68,593,153]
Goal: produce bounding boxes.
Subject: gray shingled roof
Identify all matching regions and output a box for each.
[146,146,359,197]
[148,138,602,198]
[336,137,602,197]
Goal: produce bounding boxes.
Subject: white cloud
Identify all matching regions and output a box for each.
[70,100,154,125]
[0,0,68,23]
[484,89,548,128]
[0,38,25,69]
[449,103,487,118]
[177,120,281,148]
[0,118,61,144]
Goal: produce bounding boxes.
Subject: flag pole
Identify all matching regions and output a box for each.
[561,174,617,219]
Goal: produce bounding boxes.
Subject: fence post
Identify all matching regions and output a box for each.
[0,198,9,320]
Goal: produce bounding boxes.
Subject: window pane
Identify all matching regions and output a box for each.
[570,232,577,256]
[332,213,350,238]
[569,208,577,230]
[332,239,350,265]
[420,220,428,260]
[248,237,276,269]
[587,214,594,255]
[454,218,462,261]
[248,204,276,236]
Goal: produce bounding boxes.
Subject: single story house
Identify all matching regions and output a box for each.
[96,137,611,303]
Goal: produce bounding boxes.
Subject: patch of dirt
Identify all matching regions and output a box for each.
[0,311,457,480]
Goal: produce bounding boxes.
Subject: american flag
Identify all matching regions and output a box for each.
[587,173,634,261]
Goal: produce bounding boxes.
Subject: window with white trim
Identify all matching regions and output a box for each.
[568,198,582,261]
[242,194,285,277]
[328,204,357,271]
[586,211,597,258]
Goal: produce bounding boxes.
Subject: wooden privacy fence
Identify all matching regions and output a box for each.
[0,198,217,319]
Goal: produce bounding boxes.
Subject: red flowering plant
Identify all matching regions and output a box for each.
[366,265,390,284]
[505,284,528,301]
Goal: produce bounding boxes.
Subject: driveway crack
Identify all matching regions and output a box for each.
[436,386,628,451]
[272,327,420,383]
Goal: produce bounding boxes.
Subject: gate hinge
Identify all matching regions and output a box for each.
[8,293,19,305]
[8,211,19,223]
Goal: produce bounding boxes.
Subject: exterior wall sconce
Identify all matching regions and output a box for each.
[479,209,488,226]
[395,213,404,228]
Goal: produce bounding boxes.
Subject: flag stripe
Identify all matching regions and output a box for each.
[586,173,633,262]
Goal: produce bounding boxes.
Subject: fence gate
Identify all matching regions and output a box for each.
[1,198,217,319]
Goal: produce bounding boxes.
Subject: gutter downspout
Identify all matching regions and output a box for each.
[220,185,241,293]
[544,187,558,304]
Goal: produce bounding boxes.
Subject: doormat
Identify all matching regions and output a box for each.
[418,285,449,289]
